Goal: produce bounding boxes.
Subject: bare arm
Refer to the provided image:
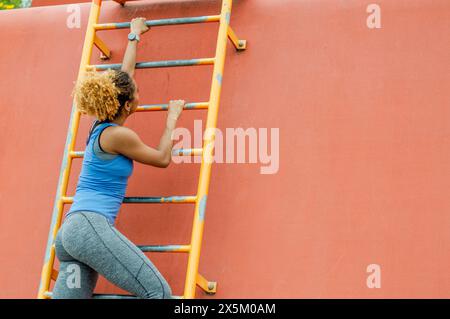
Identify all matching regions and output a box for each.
[121,17,149,77]
[116,18,184,167]
[110,100,185,168]
[121,40,138,77]
[156,113,179,165]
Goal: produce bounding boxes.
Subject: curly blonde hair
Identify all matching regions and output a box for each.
[72,69,136,121]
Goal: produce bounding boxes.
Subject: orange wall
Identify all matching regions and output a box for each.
[0,0,449,298]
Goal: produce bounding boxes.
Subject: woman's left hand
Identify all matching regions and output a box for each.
[131,17,150,35]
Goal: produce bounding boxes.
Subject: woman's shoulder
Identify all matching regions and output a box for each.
[105,124,137,138]
[99,125,139,155]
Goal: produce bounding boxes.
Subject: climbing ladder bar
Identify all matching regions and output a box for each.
[60,195,197,204]
[124,195,197,203]
[94,15,221,30]
[43,291,184,299]
[183,0,233,299]
[138,245,191,253]
[69,148,201,159]
[37,0,102,299]
[138,101,209,111]
[38,0,245,299]
[90,57,215,70]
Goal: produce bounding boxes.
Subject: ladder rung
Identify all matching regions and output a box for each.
[93,293,183,299]
[172,148,202,156]
[61,196,73,203]
[137,102,209,112]
[70,151,84,158]
[43,291,183,299]
[124,196,197,203]
[89,58,215,71]
[94,15,221,30]
[62,196,196,204]
[70,147,202,158]
[138,244,191,253]
[94,293,137,299]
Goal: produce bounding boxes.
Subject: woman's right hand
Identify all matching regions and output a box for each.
[168,100,185,120]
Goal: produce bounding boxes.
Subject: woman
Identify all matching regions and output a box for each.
[52,18,183,299]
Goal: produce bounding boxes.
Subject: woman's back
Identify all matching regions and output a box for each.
[67,120,134,225]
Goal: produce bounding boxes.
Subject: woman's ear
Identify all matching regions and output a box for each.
[124,100,132,114]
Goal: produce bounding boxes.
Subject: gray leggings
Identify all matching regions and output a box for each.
[52,211,173,299]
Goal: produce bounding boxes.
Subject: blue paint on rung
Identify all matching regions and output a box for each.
[139,245,186,252]
[172,148,183,154]
[141,104,169,110]
[113,22,131,28]
[47,292,180,299]
[123,196,193,203]
[93,294,137,299]
[141,102,200,110]
[225,12,230,24]
[94,293,181,299]
[148,16,210,26]
[198,195,208,222]
[94,59,211,71]
[123,197,162,203]
[172,148,194,155]
[107,16,213,29]
[162,196,192,202]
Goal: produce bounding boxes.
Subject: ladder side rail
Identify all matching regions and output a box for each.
[37,0,103,299]
[183,0,233,299]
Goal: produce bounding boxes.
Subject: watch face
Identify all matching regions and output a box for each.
[128,33,136,41]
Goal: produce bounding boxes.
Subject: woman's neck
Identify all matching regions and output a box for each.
[111,115,127,126]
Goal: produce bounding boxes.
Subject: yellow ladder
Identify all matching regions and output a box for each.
[37,0,246,299]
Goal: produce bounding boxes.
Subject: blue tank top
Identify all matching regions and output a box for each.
[67,120,134,225]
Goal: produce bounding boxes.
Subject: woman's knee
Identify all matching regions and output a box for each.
[142,281,172,299]
[161,280,173,299]
[137,266,173,299]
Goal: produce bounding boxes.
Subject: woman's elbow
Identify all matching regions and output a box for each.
[160,158,171,168]
[146,150,171,168]
[156,153,171,168]
[149,159,170,168]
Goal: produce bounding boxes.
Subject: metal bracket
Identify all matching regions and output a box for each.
[196,273,217,295]
[227,26,247,51]
[94,34,111,60]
